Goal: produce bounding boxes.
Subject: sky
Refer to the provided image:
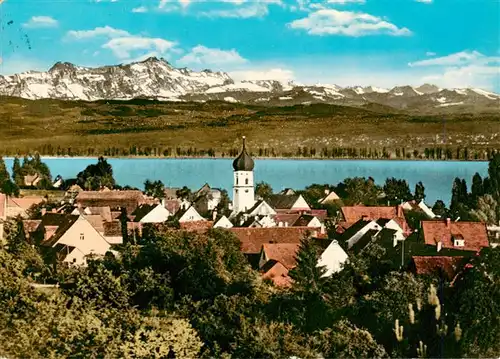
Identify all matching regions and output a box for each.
[0,0,499,91]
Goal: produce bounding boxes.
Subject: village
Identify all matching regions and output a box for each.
[0,136,494,288]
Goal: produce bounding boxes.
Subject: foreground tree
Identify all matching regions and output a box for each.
[414,181,426,202]
[144,179,165,199]
[255,181,273,200]
[76,157,116,190]
[0,156,19,196]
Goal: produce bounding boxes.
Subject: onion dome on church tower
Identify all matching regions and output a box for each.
[232,136,254,171]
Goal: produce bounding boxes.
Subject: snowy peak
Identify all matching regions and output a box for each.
[0,59,498,114]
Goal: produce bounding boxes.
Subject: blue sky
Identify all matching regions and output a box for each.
[0,0,499,91]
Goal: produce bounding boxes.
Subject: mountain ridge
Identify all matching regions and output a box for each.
[0,57,498,114]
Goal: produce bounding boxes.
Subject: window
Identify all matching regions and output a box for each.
[80,233,84,240]
[235,189,239,194]
[245,189,249,193]
[245,178,249,185]
[236,178,239,185]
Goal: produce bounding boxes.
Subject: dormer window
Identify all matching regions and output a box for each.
[454,239,465,247]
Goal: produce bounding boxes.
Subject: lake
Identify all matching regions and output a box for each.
[4,158,489,206]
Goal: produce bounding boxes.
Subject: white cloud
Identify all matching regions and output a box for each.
[102,36,177,59]
[408,50,500,90]
[288,9,411,36]
[66,26,131,40]
[22,16,58,28]
[416,0,432,3]
[230,67,295,82]
[426,51,436,56]
[132,6,148,12]
[178,45,247,66]
[201,1,282,18]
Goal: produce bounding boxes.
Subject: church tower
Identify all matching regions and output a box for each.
[232,136,255,213]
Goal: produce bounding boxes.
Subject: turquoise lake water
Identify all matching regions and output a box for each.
[3,158,488,206]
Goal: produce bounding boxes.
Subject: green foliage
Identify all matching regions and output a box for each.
[144,179,165,198]
[432,200,448,217]
[336,177,381,205]
[216,189,231,216]
[18,153,53,189]
[414,181,426,202]
[448,247,500,357]
[176,186,192,200]
[383,177,413,205]
[0,156,19,196]
[255,181,273,200]
[487,152,500,199]
[12,156,23,186]
[76,156,116,190]
[469,194,500,225]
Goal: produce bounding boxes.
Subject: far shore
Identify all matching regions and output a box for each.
[1,155,489,162]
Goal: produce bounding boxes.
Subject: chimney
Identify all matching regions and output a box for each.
[446,218,451,228]
[161,198,166,207]
[437,240,442,252]
[212,209,217,222]
[41,208,47,216]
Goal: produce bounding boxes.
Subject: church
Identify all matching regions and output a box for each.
[231,136,256,214]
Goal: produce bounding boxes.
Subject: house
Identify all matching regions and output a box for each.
[293,214,323,228]
[421,218,489,252]
[402,200,436,219]
[338,217,405,250]
[278,188,296,196]
[258,243,299,287]
[317,239,349,277]
[178,206,205,223]
[52,175,64,189]
[318,190,340,205]
[213,215,233,229]
[31,213,111,266]
[164,187,181,200]
[71,206,123,244]
[230,227,321,256]
[192,183,222,213]
[247,200,277,217]
[267,194,311,212]
[339,205,410,236]
[24,174,41,187]
[131,203,171,223]
[410,256,466,280]
[6,196,45,218]
[241,215,276,228]
[164,199,182,215]
[273,213,301,227]
[75,190,146,213]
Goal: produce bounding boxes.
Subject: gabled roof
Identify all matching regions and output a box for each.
[164,199,181,215]
[164,187,181,200]
[22,219,42,239]
[267,195,302,210]
[230,227,318,254]
[279,188,296,195]
[132,204,157,222]
[421,220,489,252]
[341,205,409,233]
[350,229,379,253]
[76,190,145,213]
[412,256,466,280]
[261,243,300,269]
[85,206,112,222]
[273,213,301,226]
[293,214,319,227]
[37,213,80,247]
[7,196,45,210]
[84,214,105,233]
[319,191,340,204]
[261,261,292,288]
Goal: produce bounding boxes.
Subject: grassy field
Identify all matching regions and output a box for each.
[1,96,499,159]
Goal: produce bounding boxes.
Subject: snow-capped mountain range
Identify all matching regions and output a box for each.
[0,57,498,113]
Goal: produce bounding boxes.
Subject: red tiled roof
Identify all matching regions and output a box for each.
[341,205,409,234]
[85,215,105,233]
[412,256,466,280]
[261,243,299,269]
[273,213,301,227]
[76,190,145,213]
[179,221,214,233]
[22,219,42,240]
[230,226,318,254]
[86,206,113,222]
[422,220,489,252]
[7,196,45,210]
[261,261,293,288]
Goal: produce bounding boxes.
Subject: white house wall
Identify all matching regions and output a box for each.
[317,240,348,277]
[214,216,233,229]
[55,217,111,257]
[385,219,405,241]
[179,207,205,223]
[291,195,311,211]
[249,201,276,217]
[140,205,171,223]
